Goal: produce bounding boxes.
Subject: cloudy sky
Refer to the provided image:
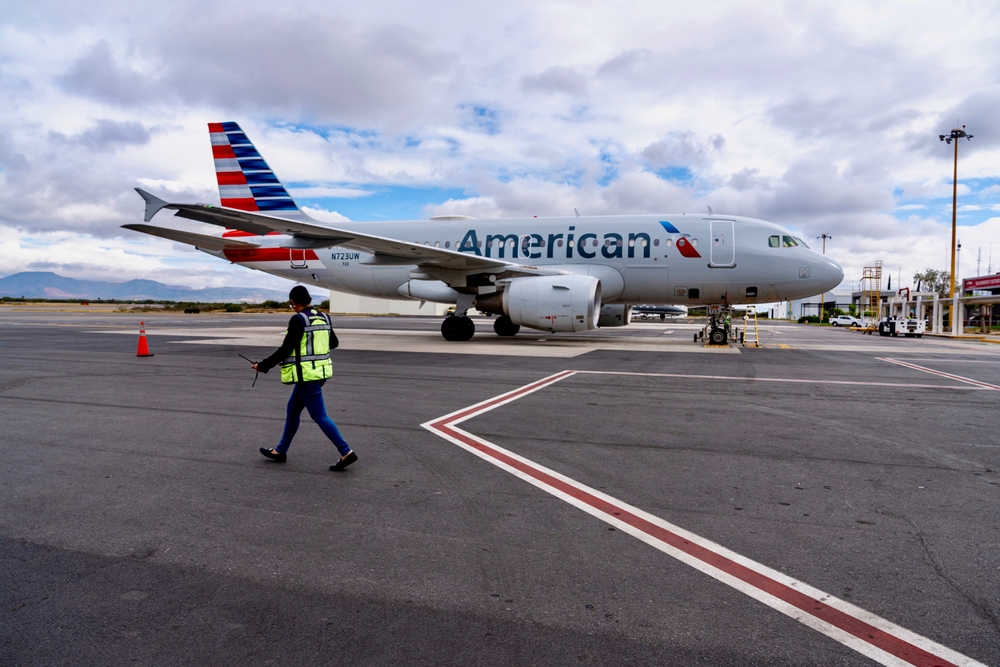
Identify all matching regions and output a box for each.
[2,0,999,292]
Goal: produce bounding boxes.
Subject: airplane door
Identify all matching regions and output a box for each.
[709,220,735,268]
[290,250,308,268]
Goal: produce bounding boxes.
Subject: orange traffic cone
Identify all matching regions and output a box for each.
[136,321,154,357]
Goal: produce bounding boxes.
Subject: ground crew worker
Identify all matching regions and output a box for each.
[253,285,358,471]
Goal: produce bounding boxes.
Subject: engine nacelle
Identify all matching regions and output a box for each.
[597,304,632,327]
[478,275,601,332]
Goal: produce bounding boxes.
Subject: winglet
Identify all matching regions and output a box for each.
[135,188,170,222]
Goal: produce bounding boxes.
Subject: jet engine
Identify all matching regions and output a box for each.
[475,274,601,332]
[597,304,632,327]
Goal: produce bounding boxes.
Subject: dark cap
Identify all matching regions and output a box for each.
[289,285,311,305]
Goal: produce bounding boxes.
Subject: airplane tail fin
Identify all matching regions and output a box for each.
[208,122,305,219]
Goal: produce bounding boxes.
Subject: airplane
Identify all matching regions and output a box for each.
[124,122,844,343]
[632,304,688,320]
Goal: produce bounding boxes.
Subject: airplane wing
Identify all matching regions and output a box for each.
[132,188,514,273]
[122,224,260,251]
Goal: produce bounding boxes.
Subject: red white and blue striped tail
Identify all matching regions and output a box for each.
[208,122,305,219]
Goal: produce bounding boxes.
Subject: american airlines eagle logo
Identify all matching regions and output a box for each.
[659,221,702,259]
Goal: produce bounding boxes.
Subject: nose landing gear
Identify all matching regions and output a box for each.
[700,305,733,346]
[708,327,728,345]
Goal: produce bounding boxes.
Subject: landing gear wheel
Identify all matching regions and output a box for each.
[493,315,520,337]
[442,315,475,341]
[709,327,728,345]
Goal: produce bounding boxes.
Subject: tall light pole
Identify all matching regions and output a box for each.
[817,233,832,320]
[939,126,973,298]
[957,240,962,289]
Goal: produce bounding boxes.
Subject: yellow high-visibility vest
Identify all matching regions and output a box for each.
[280,309,333,384]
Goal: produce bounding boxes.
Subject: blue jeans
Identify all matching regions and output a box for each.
[276,380,351,457]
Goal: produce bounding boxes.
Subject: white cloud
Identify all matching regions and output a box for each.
[0,0,998,291]
[290,187,372,199]
[299,207,351,223]
[0,225,289,289]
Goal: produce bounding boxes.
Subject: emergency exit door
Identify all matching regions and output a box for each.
[709,220,735,267]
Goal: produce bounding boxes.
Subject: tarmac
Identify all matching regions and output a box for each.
[1,309,998,666]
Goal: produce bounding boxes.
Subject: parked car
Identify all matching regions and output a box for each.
[829,315,861,327]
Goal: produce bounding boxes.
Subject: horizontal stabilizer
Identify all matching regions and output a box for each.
[121,224,260,251]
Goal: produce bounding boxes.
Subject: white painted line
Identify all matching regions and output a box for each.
[877,358,1000,390]
[574,369,987,391]
[423,371,987,667]
[890,358,1000,365]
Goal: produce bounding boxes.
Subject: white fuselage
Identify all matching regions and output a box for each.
[207,214,843,306]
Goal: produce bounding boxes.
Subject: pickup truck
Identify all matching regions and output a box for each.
[829,315,861,327]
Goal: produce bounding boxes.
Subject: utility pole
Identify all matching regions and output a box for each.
[939,126,973,298]
[817,233,831,321]
[957,240,962,289]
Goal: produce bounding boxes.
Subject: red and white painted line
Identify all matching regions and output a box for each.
[422,370,987,667]
[878,358,1000,390]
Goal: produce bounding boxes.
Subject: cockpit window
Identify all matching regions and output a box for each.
[793,237,809,248]
[782,235,798,247]
[768,235,780,248]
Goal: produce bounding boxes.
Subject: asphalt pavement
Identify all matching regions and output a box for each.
[1,310,998,666]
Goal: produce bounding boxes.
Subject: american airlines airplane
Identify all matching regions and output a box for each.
[125,122,844,343]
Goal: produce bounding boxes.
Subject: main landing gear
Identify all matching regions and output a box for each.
[493,315,520,337]
[441,315,475,341]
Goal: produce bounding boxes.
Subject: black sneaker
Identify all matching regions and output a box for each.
[260,448,286,462]
[329,451,358,471]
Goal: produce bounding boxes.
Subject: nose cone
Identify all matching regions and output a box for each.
[817,256,844,292]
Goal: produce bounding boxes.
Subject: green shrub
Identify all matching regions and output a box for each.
[225,304,243,312]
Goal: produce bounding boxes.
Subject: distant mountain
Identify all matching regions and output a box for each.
[0,271,294,303]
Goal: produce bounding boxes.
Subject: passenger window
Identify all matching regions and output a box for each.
[445,241,450,248]
[768,235,780,248]
[783,236,797,247]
